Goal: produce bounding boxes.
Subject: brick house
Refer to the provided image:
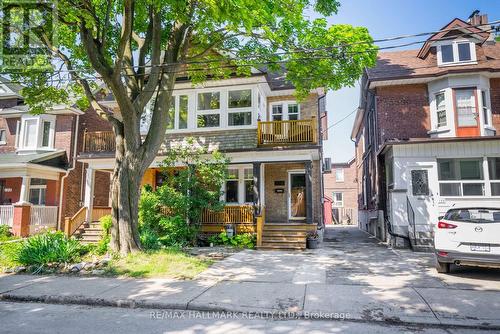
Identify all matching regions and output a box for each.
[0,78,82,235]
[323,158,358,224]
[62,68,328,250]
[351,13,500,250]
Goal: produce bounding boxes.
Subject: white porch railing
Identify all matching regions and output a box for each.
[0,205,14,227]
[30,205,58,234]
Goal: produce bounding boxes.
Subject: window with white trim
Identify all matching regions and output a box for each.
[197,92,220,128]
[481,90,490,126]
[29,178,47,205]
[438,41,476,66]
[270,101,300,121]
[335,168,344,182]
[435,92,447,127]
[0,129,6,145]
[438,158,484,196]
[228,89,252,126]
[488,158,500,196]
[19,116,55,150]
[332,192,343,207]
[224,166,254,204]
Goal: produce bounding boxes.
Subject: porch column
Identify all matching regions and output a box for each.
[12,204,31,237]
[305,161,313,224]
[252,162,261,217]
[84,167,95,222]
[17,176,31,204]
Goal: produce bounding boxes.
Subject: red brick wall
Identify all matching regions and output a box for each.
[0,178,21,204]
[323,161,358,213]
[375,84,431,143]
[0,117,19,153]
[54,115,75,159]
[490,78,500,133]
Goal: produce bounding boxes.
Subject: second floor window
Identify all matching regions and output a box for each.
[270,102,300,121]
[438,41,475,66]
[435,92,447,127]
[332,192,343,207]
[0,129,6,145]
[481,91,489,126]
[228,89,252,126]
[197,92,220,128]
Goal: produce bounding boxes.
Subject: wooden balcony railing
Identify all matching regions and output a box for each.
[83,131,115,153]
[200,205,254,224]
[257,118,317,146]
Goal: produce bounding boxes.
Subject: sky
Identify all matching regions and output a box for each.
[314,0,500,162]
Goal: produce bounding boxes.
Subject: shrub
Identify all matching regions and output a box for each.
[10,231,88,265]
[208,232,256,249]
[139,228,161,250]
[0,225,13,242]
[157,215,197,247]
[91,215,113,255]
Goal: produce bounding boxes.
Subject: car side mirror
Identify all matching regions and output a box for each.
[438,216,444,220]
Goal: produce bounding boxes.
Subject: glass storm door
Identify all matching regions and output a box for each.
[454,89,479,137]
[289,172,306,219]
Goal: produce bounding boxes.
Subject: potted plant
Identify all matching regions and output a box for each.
[306,231,320,249]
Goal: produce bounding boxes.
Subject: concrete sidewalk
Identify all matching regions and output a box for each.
[1,226,500,329]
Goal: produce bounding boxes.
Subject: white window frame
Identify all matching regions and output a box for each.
[435,91,447,128]
[223,165,254,205]
[18,115,56,151]
[227,89,253,127]
[29,183,47,205]
[269,101,300,121]
[335,168,344,182]
[196,90,221,129]
[0,128,6,145]
[437,157,499,198]
[480,90,491,127]
[436,40,477,66]
[332,192,343,208]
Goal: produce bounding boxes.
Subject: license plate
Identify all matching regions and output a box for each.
[470,244,490,252]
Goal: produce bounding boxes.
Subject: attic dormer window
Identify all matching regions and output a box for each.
[437,41,476,66]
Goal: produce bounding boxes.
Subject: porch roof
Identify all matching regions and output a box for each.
[0,151,68,179]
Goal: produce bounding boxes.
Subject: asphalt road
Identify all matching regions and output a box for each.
[0,301,494,334]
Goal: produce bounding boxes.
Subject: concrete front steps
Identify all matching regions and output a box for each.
[258,223,315,251]
[74,221,103,244]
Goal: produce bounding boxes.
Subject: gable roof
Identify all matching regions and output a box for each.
[417,18,490,58]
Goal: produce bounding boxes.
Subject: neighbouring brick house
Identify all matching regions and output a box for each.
[352,13,500,250]
[0,77,83,235]
[323,158,358,224]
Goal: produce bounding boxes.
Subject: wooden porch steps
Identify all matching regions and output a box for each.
[74,221,103,244]
[258,223,316,251]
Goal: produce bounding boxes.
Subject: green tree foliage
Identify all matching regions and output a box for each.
[6,0,377,254]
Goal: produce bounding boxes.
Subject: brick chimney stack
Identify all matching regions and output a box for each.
[468,12,494,43]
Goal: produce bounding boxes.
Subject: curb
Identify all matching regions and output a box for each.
[2,293,500,331]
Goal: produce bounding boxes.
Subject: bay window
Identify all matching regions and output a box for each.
[228,89,252,126]
[438,158,484,196]
[19,116,55,150]
[224,166,254,204]
[481,91,490,126]
[197,92,220,128]
[178,95,188,129]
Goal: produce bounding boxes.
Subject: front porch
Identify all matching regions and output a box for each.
[74,156,321,249]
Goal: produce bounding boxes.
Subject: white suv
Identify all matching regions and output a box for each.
[434,203,500,273]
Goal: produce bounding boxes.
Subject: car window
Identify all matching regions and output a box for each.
[445,208,500,223]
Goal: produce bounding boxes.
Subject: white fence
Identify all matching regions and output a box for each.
[30,205,58,234]
[0,205,14,227]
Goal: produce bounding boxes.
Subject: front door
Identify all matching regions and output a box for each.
[408,167,435,241]
[454,88,480,137]
[288,171,306,220]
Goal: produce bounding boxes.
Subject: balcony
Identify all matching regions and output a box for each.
[81,118,318,154]
[257,118,317,146]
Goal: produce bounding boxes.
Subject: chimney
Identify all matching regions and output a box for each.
[468,12,494,42]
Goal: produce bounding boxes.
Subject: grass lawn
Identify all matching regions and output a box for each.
[0,241,22,270]
[104,248,213,279]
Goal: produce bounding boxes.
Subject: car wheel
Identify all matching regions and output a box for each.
[435,261,451,274]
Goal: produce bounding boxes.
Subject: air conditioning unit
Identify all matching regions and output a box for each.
[323,158,332,173]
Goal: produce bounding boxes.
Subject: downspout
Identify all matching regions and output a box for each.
[317,94,326,230]
[57,114,80,230]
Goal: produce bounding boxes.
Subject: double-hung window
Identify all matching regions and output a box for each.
[197,92,220,128]
[224,167,254,204]
[438,158,484,196]
[435,92,447,127]
[332,192,343,207]
[270,102,300,121]
[335,168,344,182]
[481,91,490,126]
[29,178,47,205]
[0,128,6,145]
[228,89,252,126]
